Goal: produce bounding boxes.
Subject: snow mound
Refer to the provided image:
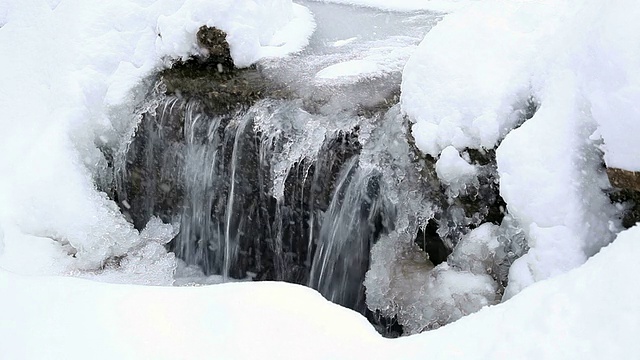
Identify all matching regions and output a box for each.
[402,1,566,157]
[157,0,315,68]
[0,0,314,282]
[498,73,619,298]
[402,0,631,296]
[5,225,638,358]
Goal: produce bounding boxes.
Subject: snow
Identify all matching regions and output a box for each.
[402,1,566,157]
[1,0,639,355]
[435,146,477,188]
[402,0,634,296]
[156,0,315,67]
[498,72,619,298]
[2,225,640,358]
[403,0,640,170]
[0,0,314,282]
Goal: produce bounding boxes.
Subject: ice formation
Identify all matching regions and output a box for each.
[0,0,314,282]
[401,0,627,299]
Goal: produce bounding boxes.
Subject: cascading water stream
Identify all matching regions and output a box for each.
[309,156,387,310]
[112,2,520,337]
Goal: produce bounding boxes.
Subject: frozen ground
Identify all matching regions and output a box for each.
[306,0,479,13]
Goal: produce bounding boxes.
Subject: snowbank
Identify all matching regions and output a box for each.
[0,0,314,282]
[401,0,633,296]
[402,1,567,157]
[2,225,639,359]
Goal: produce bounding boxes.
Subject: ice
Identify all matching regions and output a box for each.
[173,259,227,286]
[73,217,178,285]
[306,0,478,13]
[0,0,315,282]
[402,0,630,298]
[261,0,439,101]
[366,224,499,334]
[448,223,499,275]
[253,100,356,200]
[315,40,416,83]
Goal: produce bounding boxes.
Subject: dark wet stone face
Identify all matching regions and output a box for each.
[159,26,289,115]
[196,26,234,68]
[607,168,640,228]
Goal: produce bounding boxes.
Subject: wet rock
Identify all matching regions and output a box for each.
[607,168,640,228]
[196,26,234,68]
[607,168,640,192]
[159,26,288,115]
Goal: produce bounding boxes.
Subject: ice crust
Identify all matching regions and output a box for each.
[306,0,478,13]
[0,0,314,282]
[435,146,478,197]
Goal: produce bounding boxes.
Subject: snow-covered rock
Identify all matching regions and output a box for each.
[402,0,633,296]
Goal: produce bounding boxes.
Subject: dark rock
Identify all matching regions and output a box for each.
[607,168,640,228]
[607,168,640,192]
[159,26,289,115]
[196,26,234,68]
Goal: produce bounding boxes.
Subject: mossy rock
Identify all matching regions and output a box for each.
[159,26,288,114]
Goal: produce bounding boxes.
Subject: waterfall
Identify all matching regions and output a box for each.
[116,92,391,289]
[309,156,387,310]
[110,2,515,336]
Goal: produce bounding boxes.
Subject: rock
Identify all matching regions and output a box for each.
[159,26,288,115]
[607,167,640,228]
[196,26,233,68]
[607,168,640,192]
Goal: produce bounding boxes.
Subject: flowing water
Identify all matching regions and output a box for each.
[112,2,515,336]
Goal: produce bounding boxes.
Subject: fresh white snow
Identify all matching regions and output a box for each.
[1,225,639,358]
[402,0,633,296]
